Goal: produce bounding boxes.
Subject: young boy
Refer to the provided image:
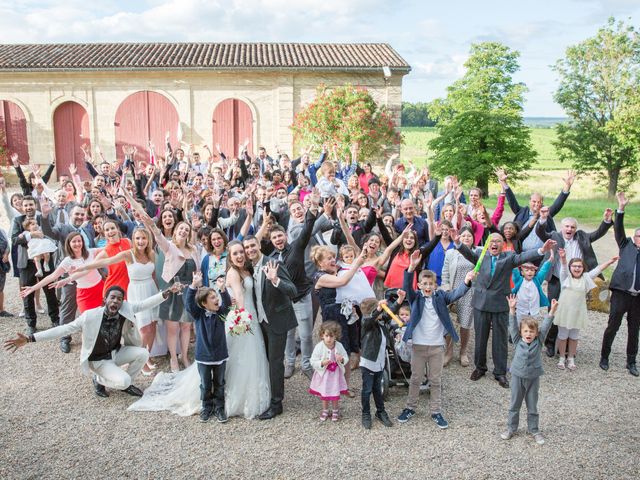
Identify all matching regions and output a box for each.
[511,252,554,322]
[502,295,558,445]
[185,271,232,423]
[359,290,406,430]
[398,250,476,428]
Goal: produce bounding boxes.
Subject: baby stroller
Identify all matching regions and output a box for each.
[379,311,431,400]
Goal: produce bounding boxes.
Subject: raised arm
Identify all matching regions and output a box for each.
[376,226,408,267]
[613,192,629,248]
[19,265,67,297]
[73,250,131,273]
[315,252,366,289]
[548,170,576,217]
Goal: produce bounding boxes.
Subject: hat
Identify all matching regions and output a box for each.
[520,262,538,270]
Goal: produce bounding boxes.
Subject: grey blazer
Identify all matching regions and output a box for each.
[509,313,553,378]
[457,244,543,313]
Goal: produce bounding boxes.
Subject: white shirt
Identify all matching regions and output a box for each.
[516,279,540,318]
[412,295,445,346]
[58,249,103,289]
[522,216,544,251]
[359,330,386,372]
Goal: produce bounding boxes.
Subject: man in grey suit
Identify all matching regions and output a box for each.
[41,202,95,353]
[600,192,640,377]
[456,233,556,388]
[243,236,298,420]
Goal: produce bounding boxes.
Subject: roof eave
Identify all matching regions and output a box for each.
[0,66,412,75]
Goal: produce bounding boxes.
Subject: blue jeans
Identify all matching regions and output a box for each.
[197,362,226,413]
[360,366,385,415]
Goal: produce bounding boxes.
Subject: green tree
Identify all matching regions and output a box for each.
[428,42,536,195]
[553,18,640,198]
[401,102,435,127]
[290,84,401,161]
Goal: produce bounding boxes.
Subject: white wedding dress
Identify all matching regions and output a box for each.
[129,276,271,418]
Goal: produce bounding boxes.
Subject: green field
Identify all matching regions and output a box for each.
[400,127,640,226]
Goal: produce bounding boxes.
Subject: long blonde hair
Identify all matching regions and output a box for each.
[172,221,194,251]
[131,227,155,262]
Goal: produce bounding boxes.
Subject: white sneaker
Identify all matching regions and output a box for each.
[533,433,545,445]
[500,430,515,440]
[567,357,576,371]
[556,357,566,370]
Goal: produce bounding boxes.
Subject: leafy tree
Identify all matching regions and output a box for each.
[401,102,435,127]
[553,18,640,198]
[290,84,401,161]
[428,42,536,195]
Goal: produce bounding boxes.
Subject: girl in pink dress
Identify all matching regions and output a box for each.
[309,321,349,422]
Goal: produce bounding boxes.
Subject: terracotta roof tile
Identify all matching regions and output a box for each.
[0,42,411,72]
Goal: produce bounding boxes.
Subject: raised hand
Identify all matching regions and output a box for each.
[603,208,613,222]
[0,177,5,191]
[494,167,508,184]
[40,201,52,217]
[68,164,78,176]
[541,239,557,253]
[539,206,550,220]
[563,170,577,191]
[402,223,414,238]
[549,299,559,315]
[616,191,628,210]
[558,248,566,262]
[323,196,335,216]
[507,294,517,311]
[191,271,203,288]
[263,260,280,283]
[409,249,422,270]
[10,153,19,167]
[396,289,406,304]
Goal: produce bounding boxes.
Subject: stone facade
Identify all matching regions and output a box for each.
[0,69,404,174]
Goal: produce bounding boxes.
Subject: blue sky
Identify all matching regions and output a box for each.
[1,0,638,115]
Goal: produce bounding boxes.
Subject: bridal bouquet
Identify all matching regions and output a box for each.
[224,308,254,336]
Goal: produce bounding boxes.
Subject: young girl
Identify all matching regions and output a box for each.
[553,249,619,370]
[23,218,57,277]
[309,321,349,422]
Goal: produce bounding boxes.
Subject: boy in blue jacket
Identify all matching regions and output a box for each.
[185,271,232,423]
[397,250,476,428]
[511,252,554,322]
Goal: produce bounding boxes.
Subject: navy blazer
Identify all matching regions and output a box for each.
[184,286,231,364]
[505,186,569,234]
[395,214,430,247]
[402,270,469,343]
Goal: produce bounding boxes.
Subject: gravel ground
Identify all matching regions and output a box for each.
[0,271,638,480]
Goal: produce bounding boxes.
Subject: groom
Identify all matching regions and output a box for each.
[243,236,298,420]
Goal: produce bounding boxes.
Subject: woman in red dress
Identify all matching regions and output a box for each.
[97,219,131,297]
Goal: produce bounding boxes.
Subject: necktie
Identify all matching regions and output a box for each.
[490,256,497,277]
[58,209,65,225]
[634,250,640,291]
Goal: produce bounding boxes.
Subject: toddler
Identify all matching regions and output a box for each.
[309,321,349,422]
[23,218,56,277]
[502,295,558,445]
[553,249,618,370]
[359,292,405,429]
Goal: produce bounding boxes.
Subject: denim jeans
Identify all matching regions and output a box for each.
[285,293,313,370]
[360,366,385,415]
[197,362,226,412]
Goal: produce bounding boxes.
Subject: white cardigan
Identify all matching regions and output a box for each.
[310,340,349,376]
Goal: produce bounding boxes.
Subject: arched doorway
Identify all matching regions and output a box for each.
[53,101,91,178]
[114,91,179,165]
[212,99,254,158]
[0,100,29,164]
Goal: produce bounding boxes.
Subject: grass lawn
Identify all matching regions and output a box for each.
[399,127,640,226]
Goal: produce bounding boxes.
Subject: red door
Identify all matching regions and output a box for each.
[0,100,29,165]
[53,101,91,178]
[212,99,254,158]
[114,91,179,166]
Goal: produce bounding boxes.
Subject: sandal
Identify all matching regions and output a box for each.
[331,410,341,422]
[319,410,329,422]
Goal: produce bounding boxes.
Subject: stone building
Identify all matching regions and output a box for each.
[0,42,410,178]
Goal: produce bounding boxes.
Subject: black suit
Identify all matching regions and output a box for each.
[253,256,298,410]
[536,219,612,348]
[11,214,59,329]
[601,211,640,364]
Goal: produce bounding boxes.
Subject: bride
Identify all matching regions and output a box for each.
[129,241,270,419]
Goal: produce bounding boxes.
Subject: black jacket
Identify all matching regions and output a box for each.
[360,300,401,363]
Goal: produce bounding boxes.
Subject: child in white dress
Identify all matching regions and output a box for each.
[23,218,56,277]
[553,248,618,370]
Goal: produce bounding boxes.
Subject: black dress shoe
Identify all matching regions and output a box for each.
[545,345,555,358]
[626,363,639,377]
[599,358,609,371]
[122,385,143,397]
[470,369,485,381]
[495,375,510,388]
[258,408,278,420]
[60,340,71,354]
[362,412,372,430]
[93,377,109,398]
[215,409,228,423]
[26,326,36,336]
[375,410,393,427]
